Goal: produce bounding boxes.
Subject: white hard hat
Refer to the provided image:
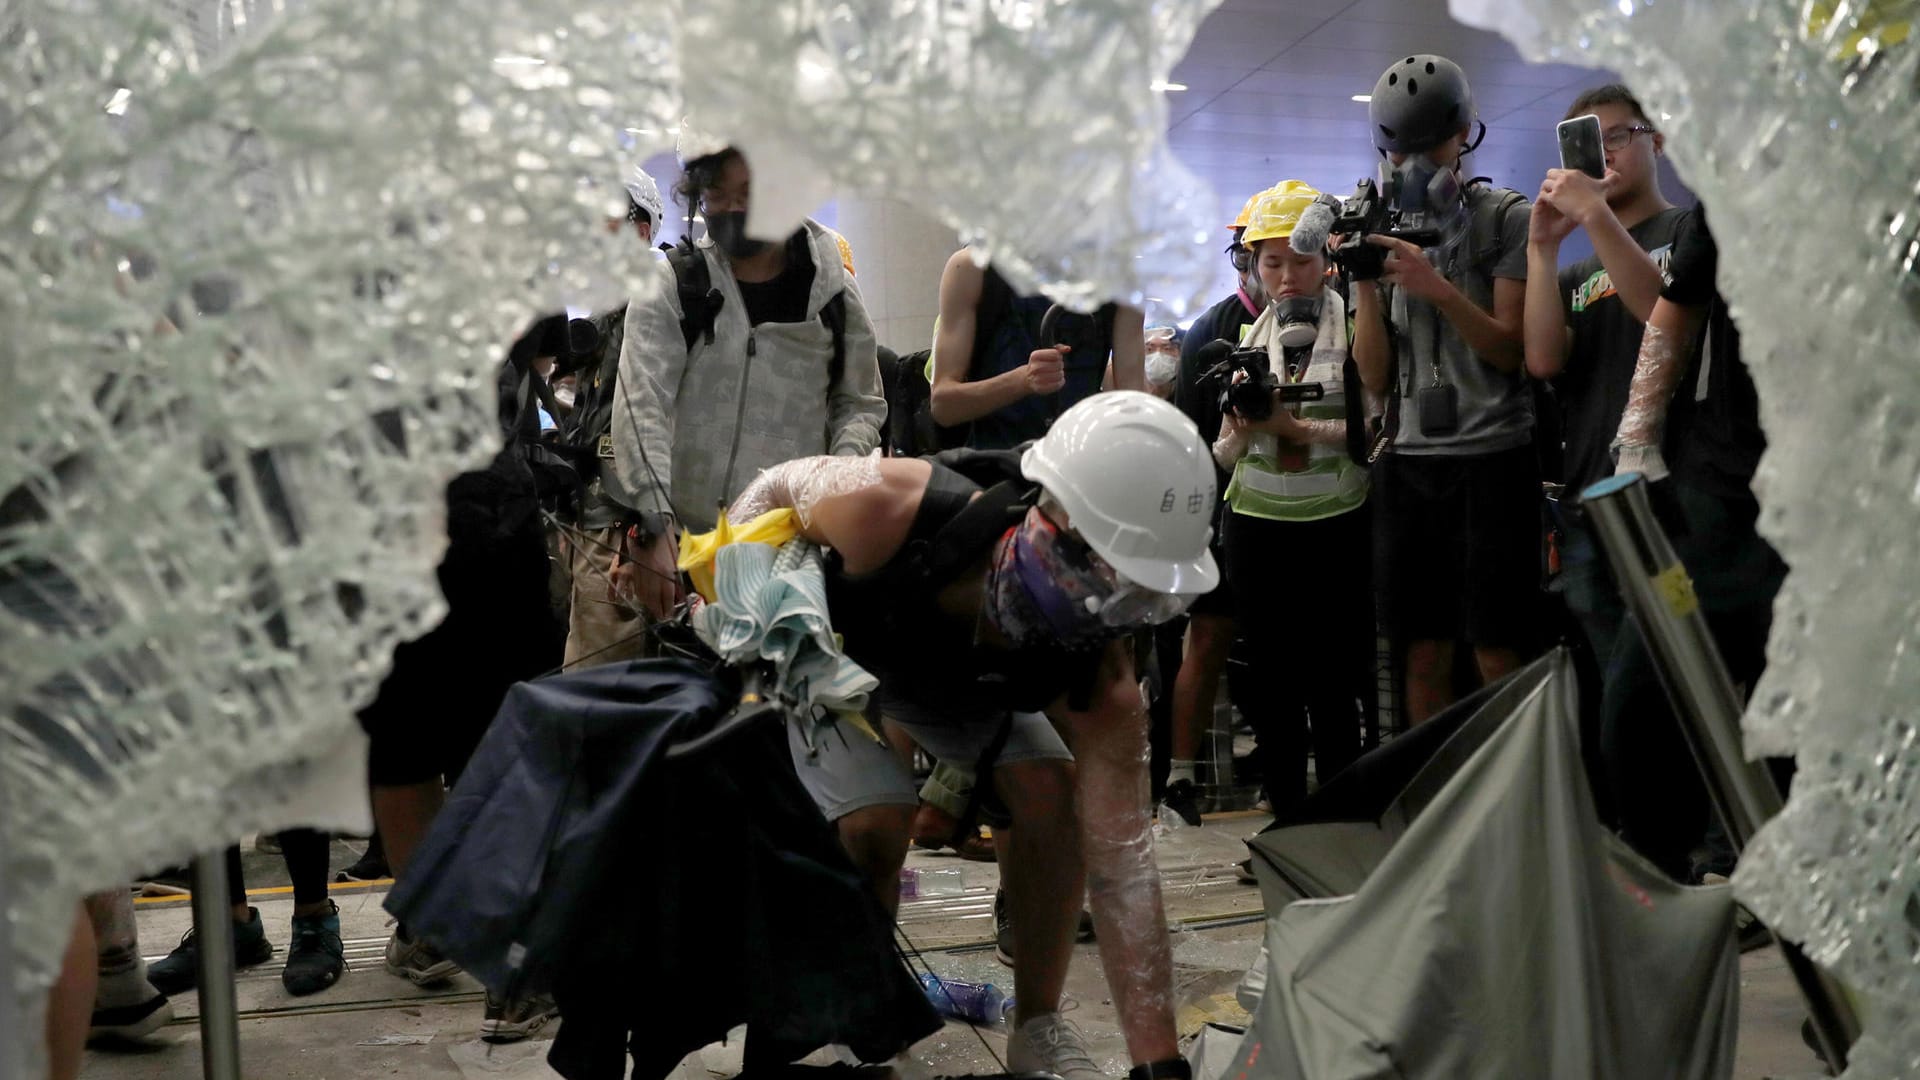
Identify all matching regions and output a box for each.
[1020,391,1220,595]
[622,165,665,228]
[674,117,732,167]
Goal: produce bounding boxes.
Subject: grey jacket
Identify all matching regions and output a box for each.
[608,220,885,531]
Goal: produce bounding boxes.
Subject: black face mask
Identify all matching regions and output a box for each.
[705,210,769,258]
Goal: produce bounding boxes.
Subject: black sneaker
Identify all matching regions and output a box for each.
[335,852,389,883]
[1161,779,1204,827]
[147,908,274,995]
[282,901,346,996]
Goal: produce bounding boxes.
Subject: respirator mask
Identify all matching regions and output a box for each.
[1388,153,1468,248]
[1271,295,1323,350]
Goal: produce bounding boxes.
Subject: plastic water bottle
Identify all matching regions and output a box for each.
[917,973,1014,1025]
[898,865,966,900]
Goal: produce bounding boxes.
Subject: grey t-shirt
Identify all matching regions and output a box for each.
[1389,184,1533,457]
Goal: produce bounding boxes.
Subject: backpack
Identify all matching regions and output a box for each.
[665,236,849,390]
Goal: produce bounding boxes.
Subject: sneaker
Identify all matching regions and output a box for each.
[481,991,560,1043]
[147,908,274,995]
[995,888,1096,964]
[1235,858,1258,885]
[88,994,174,1044]
[383,928,461,986]
[1160,779,1203,828]
[994,888,1015,967]
[282,901,346,996]
[335,844,389,883]
[1006,1012,1105,1080]
[254,833,282,855]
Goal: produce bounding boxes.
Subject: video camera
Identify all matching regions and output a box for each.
[1195,341,1324,423]
[1327,164,1445,282]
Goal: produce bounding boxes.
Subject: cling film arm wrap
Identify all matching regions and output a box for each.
[1053,641,1177,1065]
[728,455,883,529]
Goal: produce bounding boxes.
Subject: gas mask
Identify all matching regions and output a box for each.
[1387,153,1468,247]
[1271,294,1323,350]
[705,210,769,258]
[984,507,1192,650]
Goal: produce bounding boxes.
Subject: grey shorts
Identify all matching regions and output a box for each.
[788,688,1073,822]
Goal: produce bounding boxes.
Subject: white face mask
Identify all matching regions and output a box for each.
[1145,352,1179,387]
[553,385,577,409]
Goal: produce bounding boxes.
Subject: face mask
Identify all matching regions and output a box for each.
[704,210,768,258]
[553,385,577,409]
[1272,294,1323,350]
[1145,351,1179,387]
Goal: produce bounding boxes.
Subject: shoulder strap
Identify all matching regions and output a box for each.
[1463,183,1527,272]
[1367,315,1404,464]
[667,239,723,350]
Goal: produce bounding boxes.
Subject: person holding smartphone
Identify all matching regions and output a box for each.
[1522,85,1690,674]
[1353,55,1536,724]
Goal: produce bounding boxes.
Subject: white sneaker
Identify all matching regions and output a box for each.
[1007,1013,1106,1080]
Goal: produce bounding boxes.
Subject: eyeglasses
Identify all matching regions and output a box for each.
[1602,125,1657,151]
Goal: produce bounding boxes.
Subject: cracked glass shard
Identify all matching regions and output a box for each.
[1453,0,1920,1074]
[2,0,1225,1071]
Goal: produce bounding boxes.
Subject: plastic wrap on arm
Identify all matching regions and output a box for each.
[1067,662,1177,1063]
[729,456,883,530]
[1614,321,1684,451]
[1212,425,1251,471]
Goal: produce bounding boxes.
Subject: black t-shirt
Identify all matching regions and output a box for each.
[1659,210,1765,498]
[1556,205,1694,501]
[735,230,815,327]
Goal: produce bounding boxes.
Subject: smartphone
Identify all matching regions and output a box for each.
[1557,113,1606,179]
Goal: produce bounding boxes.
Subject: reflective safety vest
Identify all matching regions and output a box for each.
[1223,289,1368,522]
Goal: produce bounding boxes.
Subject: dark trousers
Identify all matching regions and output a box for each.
[225,829,332,908]
[1596,484,1786,879]
[1225,507,1373,816]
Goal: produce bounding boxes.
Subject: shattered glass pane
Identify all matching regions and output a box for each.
[3,0,1224,1070]
[1452,0,1920,1074]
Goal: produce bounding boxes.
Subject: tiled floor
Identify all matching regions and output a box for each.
[81,818,1830,1080]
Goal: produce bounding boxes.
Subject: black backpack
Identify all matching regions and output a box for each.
[665,236,849,390]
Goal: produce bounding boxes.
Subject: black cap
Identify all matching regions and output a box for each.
[1368,55,1476,153]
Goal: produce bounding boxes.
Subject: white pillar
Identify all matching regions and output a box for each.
[829,194,957,355]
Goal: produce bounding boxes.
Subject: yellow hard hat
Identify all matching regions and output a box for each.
[1240,180,1325,247]
[1227,189,1266,232]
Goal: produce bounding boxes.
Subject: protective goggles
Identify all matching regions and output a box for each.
[1016,508,1195,629]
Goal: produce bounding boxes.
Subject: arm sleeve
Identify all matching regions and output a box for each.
[606,262,690,516]
[826,279,887,457]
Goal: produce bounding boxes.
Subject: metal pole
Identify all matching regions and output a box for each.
[189,853,243,1080]
[1583,473,1861,1072]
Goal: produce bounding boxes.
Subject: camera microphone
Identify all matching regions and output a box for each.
[1193,338,1235,369]
[1290,200,1336,257]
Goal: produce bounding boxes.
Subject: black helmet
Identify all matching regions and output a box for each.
[1368,54,1477,154]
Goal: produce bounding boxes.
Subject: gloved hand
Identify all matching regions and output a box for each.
[1613,443,1669,483]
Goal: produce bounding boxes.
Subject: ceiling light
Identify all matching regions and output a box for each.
[625,127,659,136]
[104,87,132,115]
[1351,94,1372,102]
[1150,79,1187,92]
[492,55,547,66]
